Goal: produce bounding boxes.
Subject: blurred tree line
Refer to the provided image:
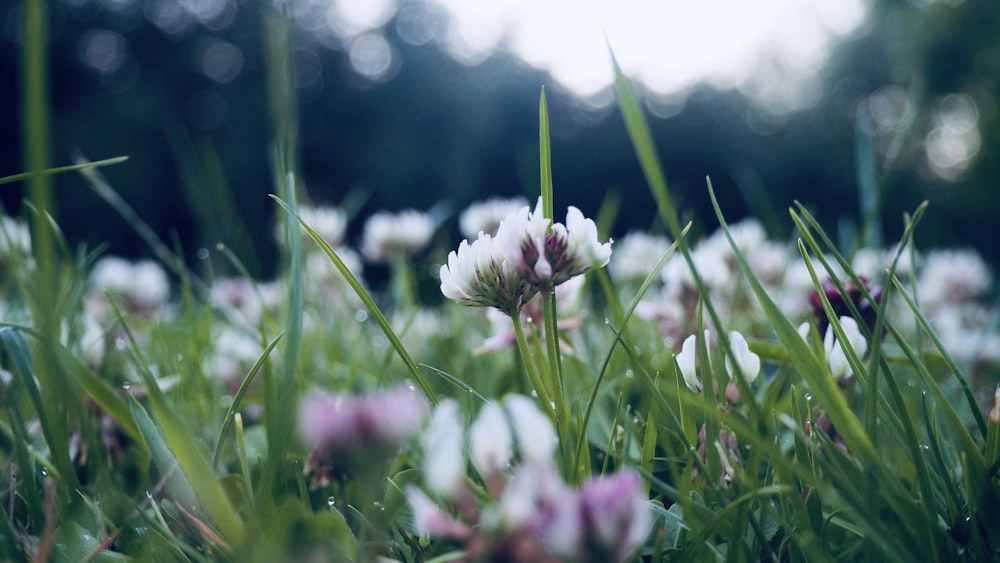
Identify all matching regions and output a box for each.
[2,0,998,282]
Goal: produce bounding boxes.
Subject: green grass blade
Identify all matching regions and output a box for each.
[574,225,690,474]
[609,51,682,240]
[212,332,284,468]
[706,182,887,489]
[0,156,129,186]
[539,87,553,221]
[108,299,243,545]
[271,195,438,404]
[0,327,79,495]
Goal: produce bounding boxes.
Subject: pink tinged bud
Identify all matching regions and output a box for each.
[495,462,564,531]
[503,394,557,464]
[536,489,583,558]
[297,385,426,454]
[470,401,512,478]
[579,469,653,563]
[725,331,761,384]
[422,399,466,499]
[405,486,471,539]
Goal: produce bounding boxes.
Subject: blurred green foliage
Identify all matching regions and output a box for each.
[2,0,999,280]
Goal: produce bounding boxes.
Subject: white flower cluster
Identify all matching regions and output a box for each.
[674,329,761,394]
[406,396,652,562]
[441,199,612,316]
[614,217,1000,366]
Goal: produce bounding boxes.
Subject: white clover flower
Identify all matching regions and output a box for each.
[609,231,671,284]
[405,486,470,539]
[746,240,789,287]
[725,330,761,384]
[90,256,170,312]
[676,330,760,391]
[503,394,556,464]
[469,401,512,478]
[917,248,992,306]
[0,215,31,257]
[459,196,528,239]
[439,231,535,315]
[298,205,348,247]
[799,316,868,382]
[502,200,612,291]
[824,316,867,382]
[361,209,435,262]
[422,399,466,499]
[578,469,653,562]
[660,242,729,291]
[674,331,706,392]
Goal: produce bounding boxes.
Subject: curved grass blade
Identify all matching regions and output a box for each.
[0,156,129,186]
[270,194,438,404]
[574,224,690,477]
[108,298,243,546]
[212,331,284,468]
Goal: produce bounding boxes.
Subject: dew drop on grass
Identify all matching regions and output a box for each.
[625,369,634,378]
[373,501,385,511]
[39,468,47,477]
[355,310,368,322]
[327,496,336,507]
[804,393,813,402]
[122,382,131,391]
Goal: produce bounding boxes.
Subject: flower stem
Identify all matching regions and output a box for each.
[511,311,556,423]
[542,290,579,482]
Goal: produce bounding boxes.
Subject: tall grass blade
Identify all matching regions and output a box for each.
[271,195,438,404]
[212,332,284,468]
[108,299,244,545]
[0,156,128,186]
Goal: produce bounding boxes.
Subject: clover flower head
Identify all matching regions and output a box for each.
[917,248,992,306]
[361,209,435,262]
[298,384,427,467]
[503,200,612,291]
[440,232,536,316]
[470,401,513,478]
[0,215,31,257]
[422,399,466,499]
[89,256,170,316]
[297,205,348,247]
[459,196,528,239]
[578,469,653,562]
[609,231,671,284]
[503,394,557,464]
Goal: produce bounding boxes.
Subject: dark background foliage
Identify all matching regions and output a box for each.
[2,0,998,280]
